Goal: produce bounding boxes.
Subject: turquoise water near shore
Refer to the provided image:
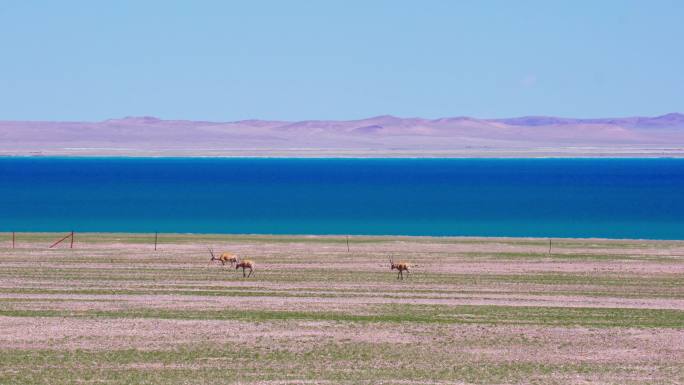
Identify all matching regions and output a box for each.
[1,157,683,239]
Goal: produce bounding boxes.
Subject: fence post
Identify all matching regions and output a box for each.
[49,232,73,249]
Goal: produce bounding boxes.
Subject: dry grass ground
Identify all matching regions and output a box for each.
[0,233,682,384]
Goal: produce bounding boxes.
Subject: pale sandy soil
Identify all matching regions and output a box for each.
[2,316,681,364]
[4,147,684,158]
[2,292,683,311]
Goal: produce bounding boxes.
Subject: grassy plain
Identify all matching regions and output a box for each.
[0,233,682,384]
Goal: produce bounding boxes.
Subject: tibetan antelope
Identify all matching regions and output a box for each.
[389,256,411,280]
[208,248,238,267]
[235,259,255,278]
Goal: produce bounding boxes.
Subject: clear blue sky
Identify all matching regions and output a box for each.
[0,0,682,121]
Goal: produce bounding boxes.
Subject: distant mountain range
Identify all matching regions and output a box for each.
[1,113,683,157]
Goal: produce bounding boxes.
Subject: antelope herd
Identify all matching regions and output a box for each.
[208,248,413,280]
[210,248,255,277]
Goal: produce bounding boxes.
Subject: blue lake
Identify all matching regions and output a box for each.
[1,157,683,239]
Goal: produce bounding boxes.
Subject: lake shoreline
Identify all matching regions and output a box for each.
[3,232,684,243]
[3,147,684,158]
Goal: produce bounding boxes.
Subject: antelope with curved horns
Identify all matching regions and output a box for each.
[208,248,238,267]
[389,256,411,280]
[235,259,255,278]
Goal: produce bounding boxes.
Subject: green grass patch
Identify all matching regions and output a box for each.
[1,304,681,328]
[0,343,673,385]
